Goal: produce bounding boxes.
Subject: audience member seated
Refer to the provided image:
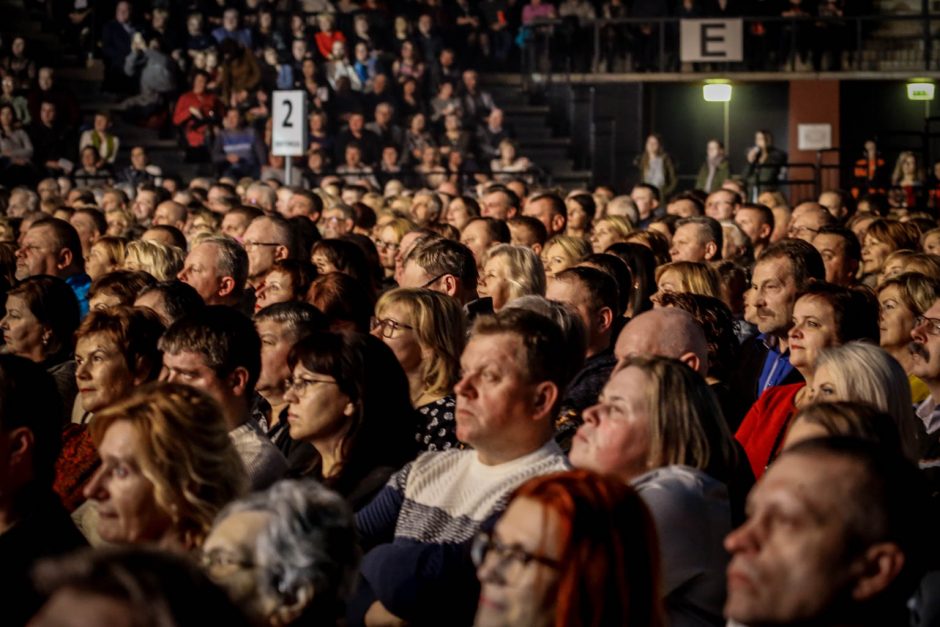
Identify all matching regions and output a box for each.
[570,355,739,626]
[350,309,572,625]
[781,400,905,453]
[477,243,545,311]
[254,260,317,313]
[284,332,418,509]
[202,479,358,627]
[473,470,666,627]
[16,217,91,316]
[877,272,938,404]
[159,306,287,489]
[85,382,247,550]
[373,288,467,451]
[0,355,86,626]
[87,270,155,311]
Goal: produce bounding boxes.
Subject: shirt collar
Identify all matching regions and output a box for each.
[916,396,940,435]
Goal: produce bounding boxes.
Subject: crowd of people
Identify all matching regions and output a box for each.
[2,2,940,627]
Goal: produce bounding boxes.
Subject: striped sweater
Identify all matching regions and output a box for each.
[351,441,570,625]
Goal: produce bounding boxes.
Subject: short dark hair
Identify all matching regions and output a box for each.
[676,216,724,261]
[31,217,85,272]
[632,183,661,203]
[471,308,572,408]
[554,266,619,316]
[159,306,261,390]
[738,202,775,231]
[466,216,511,244]
[411,238,479,289]
[507,216,547,247]
[147,225,188,251]
[0,354,64,489]
[135,280,204,325]
[528,192,567,219]
[757,239,826,291]
[668,191,705,216]
[484,184,520,211]
[89,270,156,306]
[580,253,632,316]
[816,225,862,263]
[253,301,327,340]
[73,208,107,236]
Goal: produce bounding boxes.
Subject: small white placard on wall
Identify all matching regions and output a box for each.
[272,90,307,157]
[798,124,832,151]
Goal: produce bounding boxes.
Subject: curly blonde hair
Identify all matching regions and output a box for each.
[124,239,185,281]
[91,382,248,549]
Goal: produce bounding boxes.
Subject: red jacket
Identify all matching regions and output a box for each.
[735,383,805,479]
[172,90,222,148]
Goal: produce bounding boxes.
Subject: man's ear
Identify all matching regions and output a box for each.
[56,247,73,271]
[759,223,773,241]
[531,381,559,421]
[851,542,905,602]
[227,366,250,398]
[551,214,566,235]
[597,306,614,335]
[678,351,702,375]
[704,241,718,261]
[6,426,33,474]
[218,276,235,298]
[439,274,458,297]
[273,244,290,262]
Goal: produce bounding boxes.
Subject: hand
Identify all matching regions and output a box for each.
[747,146,761,163]
[189,106,203,118]
[364,602,406,627]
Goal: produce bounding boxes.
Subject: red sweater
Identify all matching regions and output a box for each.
[735,383,805,479]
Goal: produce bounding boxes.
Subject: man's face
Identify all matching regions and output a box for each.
[545,278,597,348]
[522,198,563,237]
[349,114,364,133]
[202,509,276,619]
[410,194,437,226]
[398,259,434,289]
[69,213,100,255]
[132,191,157,222]
[460,220,494,268]
[670,223,711,262]
[221,213,250,240]
[287,195,317,220]
[813,233,856,286]
[39,102,55,126]
[613,312,671,366]
[321,208,351,239]
[481,191,513,220]
[151,202,184,229]
[630,187,656,220]
[705,190,736,221]
[178,242,225,303]
[16,225,61,279]
[910,299,940,381]
[38,68,53,91]
[255,319,296,399]
[734,208,769,247]
[223,9,238,30]
[161,350,233,407]
[788,210,826,243]
[130,147,147,169]
[750,257,798,336]
[454,333,541,452]
[818,191,843,218]
[666,198,699,218]
[375,105,392,125]
[242,218,281,280]
[724,453,863,625]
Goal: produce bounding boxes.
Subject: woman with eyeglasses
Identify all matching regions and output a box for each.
[473,470,666,627]
[373,216,416,286]
[373,288,467,452]
[283,332,419,510]
[876,272,937,404]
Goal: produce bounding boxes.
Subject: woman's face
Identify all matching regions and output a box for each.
[283,364,353,444]
[106,212,129,237]
[645,135,660,154]
[254,269,295,312]
[0,294,45,361]
[787,296,839,372]
[861,232,893,274]
[924,232,940,255]
[755,132,768,150]
[75,332,135,413]
[81,148,97,168]
[372,302,423,375]
[808,361,839,402]
[499,142,515,161]
[878,284,916,350]
[590,220,623,254]
[311,251,337,275]
[376,225,401,269]
[568,366,652,481]
[83,420,173,545]
[540,243,575,280]
[879,256,907,285]
[0,107,13,128]
[655,268,683,297]
[12,38,24,56]
[475,496,563,627]
[565,200,589,231]
[89,291,122,312]
[478,255,514,311]
[902,155,916,176]
[410,113,425,132]
[446,199,472,230]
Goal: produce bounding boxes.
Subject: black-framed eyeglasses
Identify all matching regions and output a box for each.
[421,273,446,289]
[285,376,339,395]
[470,530,561,570]
[370,316,414,338]
[243,240,281,249]
[915,315,940,336]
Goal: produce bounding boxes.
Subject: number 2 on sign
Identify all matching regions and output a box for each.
[282,100,293,128]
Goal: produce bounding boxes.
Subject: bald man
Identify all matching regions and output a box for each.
[614,308,709,376]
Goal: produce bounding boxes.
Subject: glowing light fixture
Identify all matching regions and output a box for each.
[907,81,935,101]
[703,82,732,103]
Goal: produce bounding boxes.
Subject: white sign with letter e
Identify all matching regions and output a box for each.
[272,90,307,157]
[680,19,743,62]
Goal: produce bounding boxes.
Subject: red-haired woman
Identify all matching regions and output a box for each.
[473,470,666,627]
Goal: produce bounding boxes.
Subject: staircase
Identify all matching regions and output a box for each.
[483,78,593,190]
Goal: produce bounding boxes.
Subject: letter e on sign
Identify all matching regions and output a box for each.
[680,19,743,62]
[272,90,307,157]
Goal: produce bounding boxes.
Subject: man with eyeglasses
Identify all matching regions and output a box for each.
[241,215,295,290]
[399,239,480,308]
[908,282,940,475]
[321,203,355,239]
[786,202,834,244]
[349,309,570,626]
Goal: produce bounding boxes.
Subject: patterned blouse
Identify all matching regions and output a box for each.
[416,395,464,452]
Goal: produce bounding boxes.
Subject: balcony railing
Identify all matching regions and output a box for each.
[520,14,940,77]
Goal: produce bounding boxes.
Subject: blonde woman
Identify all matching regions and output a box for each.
[124,239,185,281]
[373,288,467,451]
[541,234,591,280]
[879,250,940,285]
[654,261,723,302]
[105,207,135,237]
[85,236,127,280]
[86,382,248,550]
[477,243,546,311]
[590,215,633,253]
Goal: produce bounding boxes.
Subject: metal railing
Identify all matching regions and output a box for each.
[521,14,940,77]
